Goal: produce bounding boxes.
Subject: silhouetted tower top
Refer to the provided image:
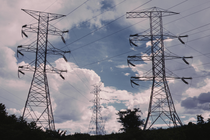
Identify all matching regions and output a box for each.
[126,7,179,18]
[22,9,66,21]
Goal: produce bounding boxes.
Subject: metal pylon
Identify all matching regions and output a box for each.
[88,83,105,135]
[17,9,70,130]
[126,7,192,130]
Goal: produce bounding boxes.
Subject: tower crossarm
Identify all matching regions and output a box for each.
[17,41,37,56]
[22,24,68,37]
[126,7,179,18]
[18,61,67,80]
[22,9,66,21]
[129,34,188,47]
[131,76,192,87]
[17,41,70,62]
[127,55,193,66]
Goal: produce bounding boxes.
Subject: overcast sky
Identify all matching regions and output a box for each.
[1,0,210,134]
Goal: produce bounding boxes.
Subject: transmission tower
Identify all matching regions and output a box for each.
[17,9,70,131]
[126,7,192,130]
[88,83,106,135]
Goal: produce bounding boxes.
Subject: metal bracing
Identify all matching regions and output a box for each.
[17,9,70,131]
[126,7,192,130]
[88,83,105,135]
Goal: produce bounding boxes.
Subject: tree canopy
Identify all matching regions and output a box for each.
[117,108,144,132]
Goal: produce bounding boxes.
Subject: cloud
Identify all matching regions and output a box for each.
[124,73,130,76]
[181,97,198,109]
[49,59,101,123]
[181,92,210,111]
[0,46,18,78]
[116,65,129,69]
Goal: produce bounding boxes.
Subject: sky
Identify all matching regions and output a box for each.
[1,0,210,134]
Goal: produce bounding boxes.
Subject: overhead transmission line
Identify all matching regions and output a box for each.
[64,0,203,54]
[48,0,130,92]
[21,0,90,48]
[64,0,190,52]
[22,72,90,103]
[70,54,91,90]
[56,1,152,94]
[65,0,128,29]
[17,1,92,100]
[18,0,210,104]
[71,0,208,67]
[66,81,90,101]
[181,22,210,35]
[21,0,61,45]
[165,4,210,25]
[72,21,210,72]
[60,0,152,50]
[0,95,22,107]
[19,0,127,94]
[53,0,90,25]
[77,28,210,68]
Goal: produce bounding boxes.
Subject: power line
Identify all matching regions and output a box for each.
[66,0,193,68]
[63,0,190,53]
[53,0,90,25]
[0,87,25,101]
[0,95,22,107]
[72,19,147,52]
[71,54,91,90]
[67,81,90,101]
[60,0,152,50]
[19,68,91,104]
[71,27,210,70]
[58,89,90,104]
[180,22,210,35]
[21,0,60,45]
[165,4,210,25]
[167,0,188,10]
[68,0,128,31]
[44,0,59,11]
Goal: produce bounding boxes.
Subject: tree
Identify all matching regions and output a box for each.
[197,115,204,125]
[117,108,144,132]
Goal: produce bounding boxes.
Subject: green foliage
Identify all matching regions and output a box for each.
[0,103,51,140]
[197,114,204,124]
[1,103,210,140]
[45,129,67,139]
[116,108,144,132]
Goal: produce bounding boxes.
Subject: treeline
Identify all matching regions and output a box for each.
[0,103,66,140]
[1,103,210,140]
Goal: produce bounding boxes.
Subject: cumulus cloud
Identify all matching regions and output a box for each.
[124,73,130,76]
[0,46,18,78]
[181,92,210,111]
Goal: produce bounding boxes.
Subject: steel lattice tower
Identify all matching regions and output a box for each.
[126,7,192,130]
[88,83,105,135]
[17,9,70,130]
